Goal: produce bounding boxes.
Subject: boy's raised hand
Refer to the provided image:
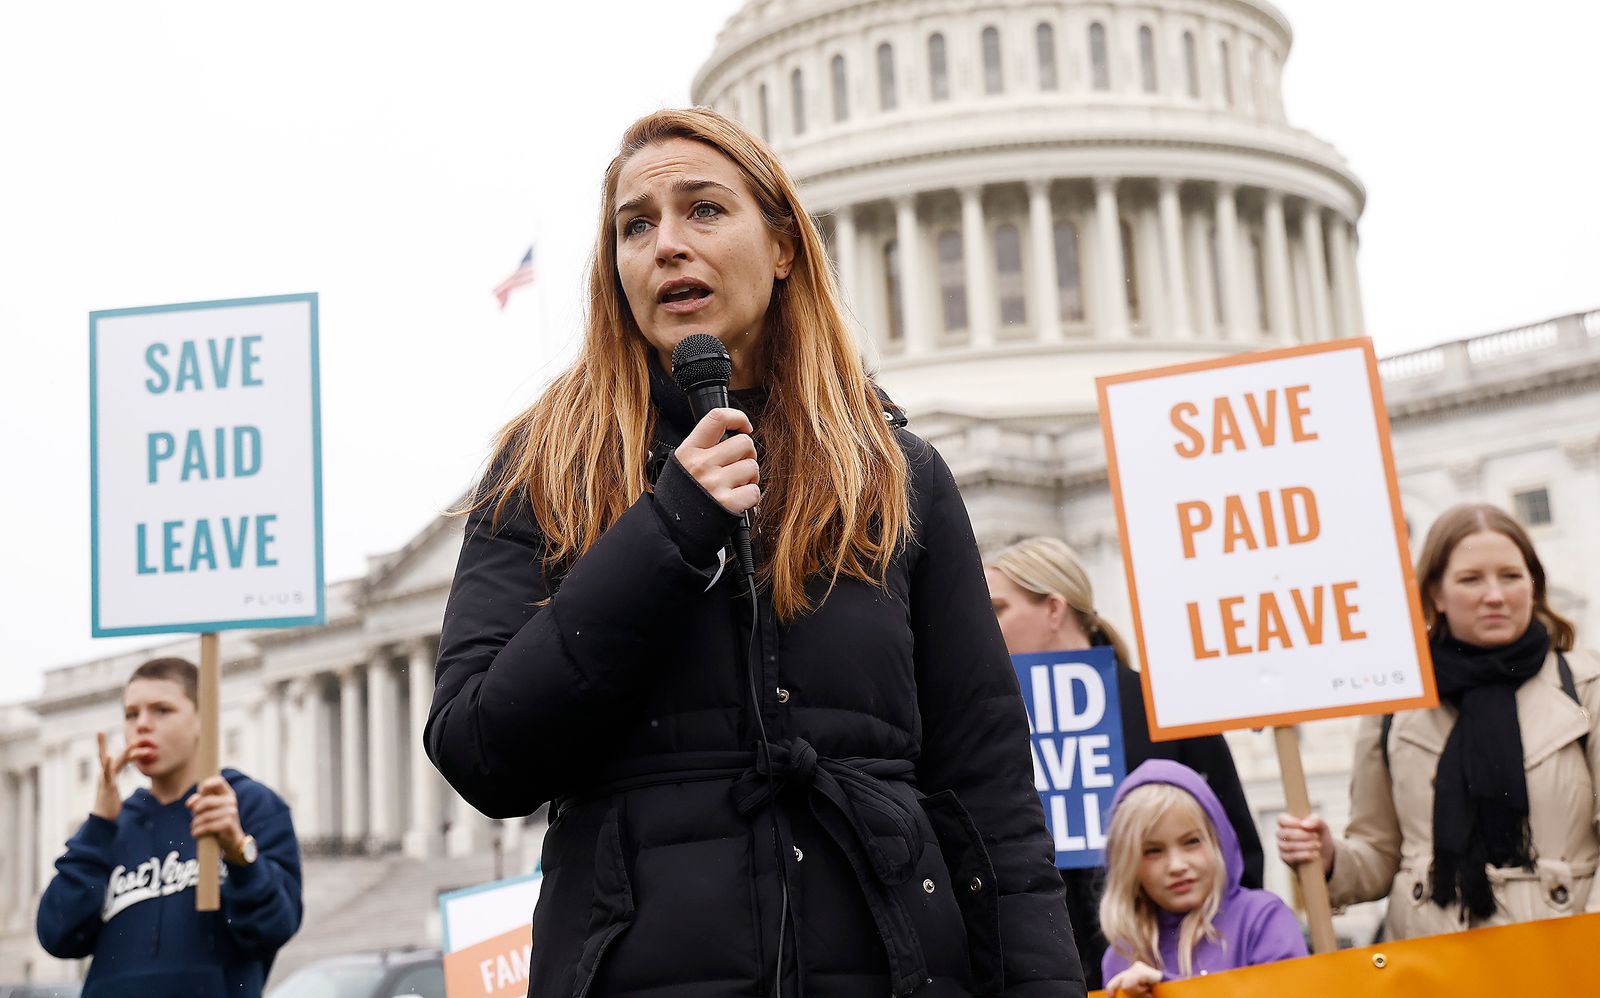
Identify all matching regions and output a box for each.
[92,731,133,821]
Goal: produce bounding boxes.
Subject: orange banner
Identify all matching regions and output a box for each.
[443,923,533,998]
[1090,912,1599,996]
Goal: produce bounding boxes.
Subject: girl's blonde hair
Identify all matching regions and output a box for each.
[1099,783,1227,978]
[470,107,910,621]
[986,536,1135,667]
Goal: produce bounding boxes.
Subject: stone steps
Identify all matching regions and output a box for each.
[270,852,504,982]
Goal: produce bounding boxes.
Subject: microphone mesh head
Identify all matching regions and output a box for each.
[671,334,733,392]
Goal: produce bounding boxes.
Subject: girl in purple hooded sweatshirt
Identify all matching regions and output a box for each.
[1099,760,1307,995]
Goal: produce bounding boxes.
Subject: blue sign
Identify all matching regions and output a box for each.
[1011,646,1126,869]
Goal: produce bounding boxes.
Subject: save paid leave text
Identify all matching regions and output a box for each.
[1169,385,1366,660]
[135,336,279,575]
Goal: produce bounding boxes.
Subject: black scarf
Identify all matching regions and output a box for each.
[1428,619,1548,922]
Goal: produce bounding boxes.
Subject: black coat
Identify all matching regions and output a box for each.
[1060,662,1264,989]
[426,368,1086,998]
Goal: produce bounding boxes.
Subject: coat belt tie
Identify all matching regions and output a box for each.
[732,737,931,996]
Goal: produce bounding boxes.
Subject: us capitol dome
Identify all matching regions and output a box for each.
[692,0,1366,423]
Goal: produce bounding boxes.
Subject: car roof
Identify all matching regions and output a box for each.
[304,948,442,969]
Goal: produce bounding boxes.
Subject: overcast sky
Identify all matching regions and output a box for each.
[3,1,1596,704]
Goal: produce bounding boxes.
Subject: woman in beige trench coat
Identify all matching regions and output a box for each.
[1278,503,1600,939]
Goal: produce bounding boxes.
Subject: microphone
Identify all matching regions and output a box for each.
[670,334,757,582]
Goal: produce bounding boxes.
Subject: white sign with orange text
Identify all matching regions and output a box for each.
[1097,339,1435,739]
[440,872,541,998]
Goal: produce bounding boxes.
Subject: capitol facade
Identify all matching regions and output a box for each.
[4,0,1599,982]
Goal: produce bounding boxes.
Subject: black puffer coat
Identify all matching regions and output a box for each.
[427,366,1085,997]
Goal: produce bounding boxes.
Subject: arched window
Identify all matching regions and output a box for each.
[1054,221,1084,322]
[757,83,770,140]
[994,224,1027,326]
[1036,23,1059,91]
[884,239,904,342]
[1183,32,1200,97]
[982,26,1004,94]
[830,54,849,122]
[1089,23,1110,91]
[1249,232,1270,332]
[1138,26,1158,93]
[937,231,968,332]
[928,33,949,101]
[877,42,897,110]
[1120,219,1141,322]
[791,67,807,134]
[1219,40,1234,107]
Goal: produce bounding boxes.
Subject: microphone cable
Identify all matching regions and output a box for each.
[672,333,793,994]
[744,565,792,998]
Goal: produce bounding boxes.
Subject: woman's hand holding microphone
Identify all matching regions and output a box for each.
[675,408,761,516]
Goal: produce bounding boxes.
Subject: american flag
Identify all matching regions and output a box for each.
[493,245,536,309]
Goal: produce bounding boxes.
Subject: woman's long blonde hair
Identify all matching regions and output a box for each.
[986,536,1135,667]
[472,107,910,621]
[1099,783,1227,978]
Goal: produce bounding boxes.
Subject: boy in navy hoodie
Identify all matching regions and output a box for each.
[36,656,303,997]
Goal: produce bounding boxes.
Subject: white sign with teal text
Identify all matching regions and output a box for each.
[90,293,324,636]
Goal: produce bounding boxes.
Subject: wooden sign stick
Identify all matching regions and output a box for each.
[196,631,221,911]
[1273,725,1337,954]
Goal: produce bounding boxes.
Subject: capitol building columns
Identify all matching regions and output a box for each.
[21,767,39,914]
[405,638,446,859]
[4,765,38,924]
[1185,198,1219,340]
[959,186,998,348]
[365,654,403,848]
[830,204,866,349]
[50,748,72,882]
[892,194,930,353]
[1262,191,1295,344]
[819,180,1359,360]
[1027,180,1064,343]
[1212,183,1246,341]
[255,682,286,791]
[1327,214,1365,337]
[225,640,505,859]
[336,666,368,843]
[1093,177,1131,340]
[1299,201,1336,342]
[285,676,330,840]
[1156,179,1191,340]
[238,640,509,859]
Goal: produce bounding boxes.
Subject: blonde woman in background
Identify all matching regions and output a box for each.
[985,536,1263,989]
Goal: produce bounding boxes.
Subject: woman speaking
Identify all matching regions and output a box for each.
[426,108,1084,997]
